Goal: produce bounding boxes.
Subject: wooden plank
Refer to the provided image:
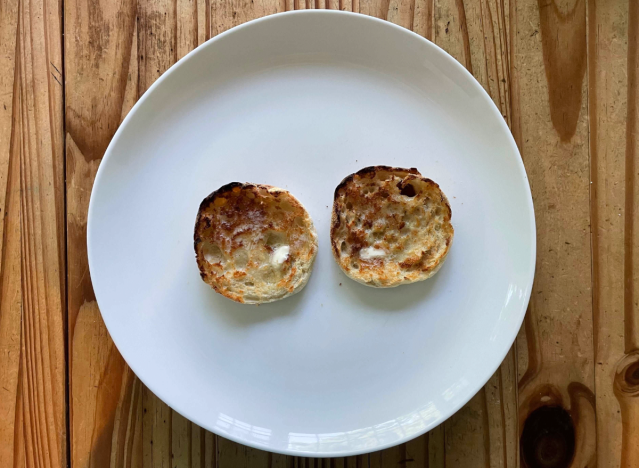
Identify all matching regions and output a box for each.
[430,1,518,466]
[65,0,140,465]
[512,0,596,466]
[589,0,639,466]
[5,0,68,466]
[0,0,21,466]
[618,0,639,463]
[65,0,138,465]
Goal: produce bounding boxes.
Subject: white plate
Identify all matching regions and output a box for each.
[88,11,535,457]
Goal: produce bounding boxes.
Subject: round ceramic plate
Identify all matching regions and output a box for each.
[88,11,535,457]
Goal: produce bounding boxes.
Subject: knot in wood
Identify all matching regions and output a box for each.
[521,405,575,468]
[614,351,639,397]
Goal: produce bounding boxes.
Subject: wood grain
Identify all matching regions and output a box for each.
[589,0,639,466]
[211,0,284,36]
[65,0,138,463]
[0,0,68,465]
[0,0,22,466]
[24,0,638,466]
[514,0,596,467]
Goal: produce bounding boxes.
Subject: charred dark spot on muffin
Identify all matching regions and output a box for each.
[399,183,416,197]
[334,166,421,200]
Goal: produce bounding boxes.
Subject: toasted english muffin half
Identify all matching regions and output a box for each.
[330,166,453,288]
[194,183,318,304]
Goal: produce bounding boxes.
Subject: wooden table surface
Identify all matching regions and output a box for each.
[1,0,638,466]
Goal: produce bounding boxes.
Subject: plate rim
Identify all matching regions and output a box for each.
[88,9,537,457]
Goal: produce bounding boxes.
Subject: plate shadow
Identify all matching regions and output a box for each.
[200,279,305,327]
[333,259,449,312]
